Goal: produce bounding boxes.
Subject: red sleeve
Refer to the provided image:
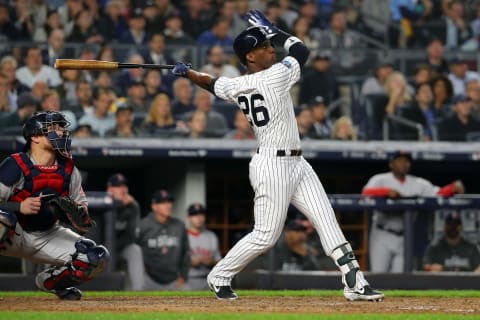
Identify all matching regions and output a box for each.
[437,182,455,196]
[361,187,391,197]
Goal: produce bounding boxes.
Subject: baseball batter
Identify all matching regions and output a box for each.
[172,10,383,301]
[0,111,109,300]
[362,151,465,272]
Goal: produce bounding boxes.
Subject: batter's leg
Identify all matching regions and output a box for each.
[208,156,295,290]
[291,159,383,301]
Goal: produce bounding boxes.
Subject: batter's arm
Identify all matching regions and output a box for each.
[184,69,218,95]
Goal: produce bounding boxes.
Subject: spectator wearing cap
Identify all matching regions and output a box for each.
[298,51,339,106]
[309,96,332,139]
[186,202,221,290]
[119,7,149,45]
[105,103,138,137]
[448,57,480,96]
[0,92,38,129]
[270,218,321,271]
[423,213,480,272]
[438,94,480,141]
[362,151,465,272]
[360,60,393,97]
[136,189,190,290]
[105,173,144,290]
[125,80,147,112]
[15,47,63,90]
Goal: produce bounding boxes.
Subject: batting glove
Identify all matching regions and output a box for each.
[246,10,279,39]
[172,62,192,77]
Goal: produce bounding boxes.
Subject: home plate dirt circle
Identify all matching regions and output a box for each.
[1,296,479,314]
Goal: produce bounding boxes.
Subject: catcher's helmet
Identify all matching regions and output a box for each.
[23,111,72,158]
[233,26,268,65]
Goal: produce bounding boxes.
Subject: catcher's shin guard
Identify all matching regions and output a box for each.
[35,239,110,296]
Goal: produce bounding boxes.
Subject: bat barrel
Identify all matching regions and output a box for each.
[54,59,119,70]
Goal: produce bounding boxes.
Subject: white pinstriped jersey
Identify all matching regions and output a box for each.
[214,56,301,150]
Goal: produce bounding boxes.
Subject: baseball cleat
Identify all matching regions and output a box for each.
[208,282,238,300]
[344,285,384,302]
[55,287,82,300]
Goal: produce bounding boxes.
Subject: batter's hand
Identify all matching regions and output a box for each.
[246,10,279,39]
[20,196,41,215]
[172,62,191,77]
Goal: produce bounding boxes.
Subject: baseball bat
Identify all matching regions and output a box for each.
[54,59,175,70]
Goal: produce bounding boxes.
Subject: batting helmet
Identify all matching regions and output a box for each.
[233,26,268,65]
[23,111,72,158]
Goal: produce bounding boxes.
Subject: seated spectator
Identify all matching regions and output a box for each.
[72,123,94,138]
[94,71,116,94]
[180,0,213,40]
[163,11,195,47]
[299,52,339,106]
[144,69,170,107]
[438,94,480,141]
[443,0,472,50]
[183,89,228,137]
[105,102,137,137]
[97,0,128,43]
[58,69,82,103]
[39,90,77,130]
[384,71,413,116]
[136,190,190,290]
[141,33,174,77]
[125,80,147,112]
[424,38,449,75]
[0,92,38,130]
[0,73,14,113]
[271,219,321,271]
[11,0,34,40]
[309,96,332,139]
[183,110,208,139]
[465,79,480,120]
[171,78,195,120]
[218,0,249,38]
[96,44,116,62]
[78,88,115,136]
[33,9,63,43]
[115,54,145,96]
[0,2,19,40]
[331,116,357,140]
[30,80,49,101]
[448,57,480,96]
[105,173,144,290]
[423,212,480,272]
[410,64,433,89]
[141,93,183,137]
[361,60,393,97]
[0,56,29,107]
[295,105,316,140]
[196,17,233,47]
[15,47,63,90]
[431,74,454,120]
[186,203,221,290]
[119,7,149,46]
[67,9,103,44]
[223,109,255,140]
[291,15,318,51]
[200,45,240,78]
[64,80,94,118]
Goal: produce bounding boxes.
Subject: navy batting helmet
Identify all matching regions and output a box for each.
[23,111,72,158]
[233,26,268,65]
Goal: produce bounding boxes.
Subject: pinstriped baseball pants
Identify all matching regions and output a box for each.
[208,154,347,286]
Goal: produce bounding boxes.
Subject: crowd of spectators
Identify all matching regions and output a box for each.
[1,0,480,141]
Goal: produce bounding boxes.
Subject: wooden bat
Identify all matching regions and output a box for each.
[54,59,175,70]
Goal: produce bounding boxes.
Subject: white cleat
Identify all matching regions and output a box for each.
[344,285,384,302]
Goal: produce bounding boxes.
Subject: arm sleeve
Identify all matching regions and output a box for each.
[361,187,391,197]
[436,182,456,196]
[271,30,309,68]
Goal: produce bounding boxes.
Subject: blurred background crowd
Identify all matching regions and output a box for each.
[2,0,480,142]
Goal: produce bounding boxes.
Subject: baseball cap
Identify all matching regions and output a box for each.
[107,173,128,187]
[452,94,471,104]
[284,219,307,232]
[445,212,462,225]
[131,7,144,19]
[188,203,206,216]
[313,50,331,61]
[389,150,412,161]
[151,189,174,203]
[17,92,39,109]
[115,102,134,114]
[449,56,466,65]
[308,96,325,107]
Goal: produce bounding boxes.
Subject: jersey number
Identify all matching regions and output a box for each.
[238,94,270,127]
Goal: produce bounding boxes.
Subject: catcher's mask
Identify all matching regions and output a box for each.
[23,111,72,158]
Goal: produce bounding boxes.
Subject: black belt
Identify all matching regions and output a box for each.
[377,224,403,236]
[257,148,302,156]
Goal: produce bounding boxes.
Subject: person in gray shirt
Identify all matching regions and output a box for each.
[136,189,190,290]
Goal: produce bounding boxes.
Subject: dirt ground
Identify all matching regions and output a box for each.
[0,296,479,314]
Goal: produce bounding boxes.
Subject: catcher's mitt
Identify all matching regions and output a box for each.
[49,196,94,235]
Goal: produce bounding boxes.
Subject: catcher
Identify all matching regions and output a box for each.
[0,111,109,300]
